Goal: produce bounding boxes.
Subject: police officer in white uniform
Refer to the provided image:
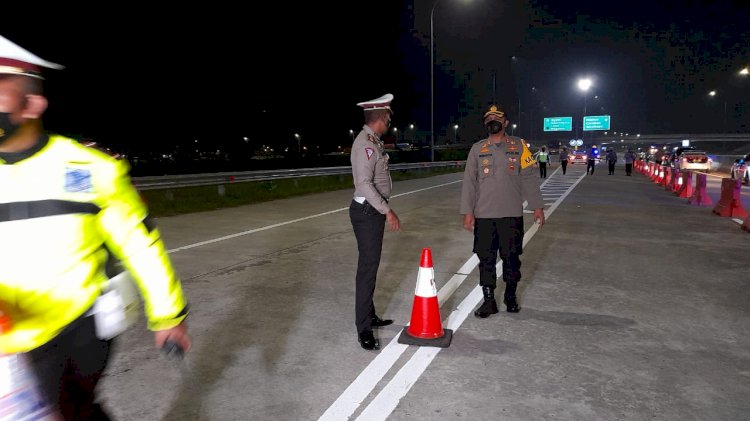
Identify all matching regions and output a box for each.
[349,94,401,350]
[461,105,545,318]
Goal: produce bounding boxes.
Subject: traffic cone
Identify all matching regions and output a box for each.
[397,248,453,348]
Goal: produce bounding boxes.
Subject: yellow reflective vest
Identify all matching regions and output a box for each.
[0,135,187,353]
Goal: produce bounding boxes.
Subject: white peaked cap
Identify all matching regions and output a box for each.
[0,34,64,79]
[356,93,394,112]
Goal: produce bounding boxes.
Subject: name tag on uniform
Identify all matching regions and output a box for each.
[479,153,492,158]
[64,168,92,192]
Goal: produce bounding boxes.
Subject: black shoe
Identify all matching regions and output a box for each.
[358,330,379,351]
[474,286,499,318]
[503,296,520,313]
[474,298,499,318]
[371,315,393,328]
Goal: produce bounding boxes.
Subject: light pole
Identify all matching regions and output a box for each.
[408,124,415,143]
[431,0,473,160]
[349,129,354,142]
[577,78,592,141]
[511,124,517,136]
[708,90,728,133]
[294,133,301,153]
[453,124,458,143]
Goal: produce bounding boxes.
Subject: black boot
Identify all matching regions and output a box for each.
[503,281,521,313]
[474,286,499,318]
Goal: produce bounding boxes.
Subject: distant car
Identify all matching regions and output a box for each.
[569,151,588,165]
[731,153,749,185]
[666,146,697,168]
[675,150,712,172]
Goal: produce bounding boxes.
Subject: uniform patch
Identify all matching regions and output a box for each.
[65,168,93,192]
[367,134,376,143]
[480,147,490,153]
[482,159,489,165]
[508,165,516,171]
[483,167,490,174]
[508,157,517,162]
[507,145,519,152]
[365,148,375,160]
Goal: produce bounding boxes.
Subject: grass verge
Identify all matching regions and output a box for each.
[141,166,464,217]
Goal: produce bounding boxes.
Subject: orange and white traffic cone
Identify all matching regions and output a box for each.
[397,248,453,348]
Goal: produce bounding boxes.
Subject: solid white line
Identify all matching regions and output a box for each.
[167,179,462,253]
[354,170,587,420]
[732,218,744,225]
[356,286,485,421]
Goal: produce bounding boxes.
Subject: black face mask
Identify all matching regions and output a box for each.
[486,120,503,135]
[0,112,21,145]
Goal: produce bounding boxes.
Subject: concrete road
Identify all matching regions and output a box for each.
[97,161,750,420]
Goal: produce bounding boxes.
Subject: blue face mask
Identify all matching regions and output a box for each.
[0,112,21,144]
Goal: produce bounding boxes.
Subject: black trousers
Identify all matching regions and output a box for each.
[561,160,568,174]
[587,160,596,174]
[350,200,386,334]
[625,163,633,175]
[27,314,113,421]
[473,217,524,289]
[538,162,547,178]
[608,161,616,174]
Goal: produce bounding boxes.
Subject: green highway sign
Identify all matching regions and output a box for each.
[583,115,611,131]
[543,117,572,132]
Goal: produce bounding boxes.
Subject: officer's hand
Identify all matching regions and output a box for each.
[533,208,545,227]
[155,323,191,353]
[463,214,475,232]
[386,210,401,232]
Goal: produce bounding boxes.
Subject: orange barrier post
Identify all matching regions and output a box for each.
[398,248,453,348]
[662,166,672,189]
[688,172,713,206]
[676,170,694,198]
[654,165,664,184]
[712,178,749,219]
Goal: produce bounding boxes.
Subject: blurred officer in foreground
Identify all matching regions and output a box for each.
[460,105,545,318]
[349,93,400,351]
[0,35,191,420]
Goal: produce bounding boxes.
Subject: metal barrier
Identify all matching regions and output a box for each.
[132,161,466,191]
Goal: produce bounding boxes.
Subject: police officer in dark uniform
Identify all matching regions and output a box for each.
[460,105,545,318]
[349,94,401,350]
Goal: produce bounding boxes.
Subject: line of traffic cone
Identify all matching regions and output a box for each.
[397,248,453,348]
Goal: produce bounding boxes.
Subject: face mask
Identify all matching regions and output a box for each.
[0,112,22,144]
[486,120,502,135]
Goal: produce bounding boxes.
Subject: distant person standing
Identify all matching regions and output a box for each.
[587,152,596,175]
[606,149,618,175]
[560,147,569,175]
[535,146,549,178]
[624,148,636,176]
[349,93,400,351]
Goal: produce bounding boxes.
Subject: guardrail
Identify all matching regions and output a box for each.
[132,161,466,191]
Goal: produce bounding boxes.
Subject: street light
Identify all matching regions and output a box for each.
[511,123,517,136]
[294,133,301,153]
[453,124,459,143]
[431,0,472,161]
[349,129,354,141]
[740,67,749,76]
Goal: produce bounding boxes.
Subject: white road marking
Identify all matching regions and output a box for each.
[167,180,462,253]
[320,167,586,420]
[354,169,588,420]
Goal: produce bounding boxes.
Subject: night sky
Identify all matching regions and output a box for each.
[2,0,749,156]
